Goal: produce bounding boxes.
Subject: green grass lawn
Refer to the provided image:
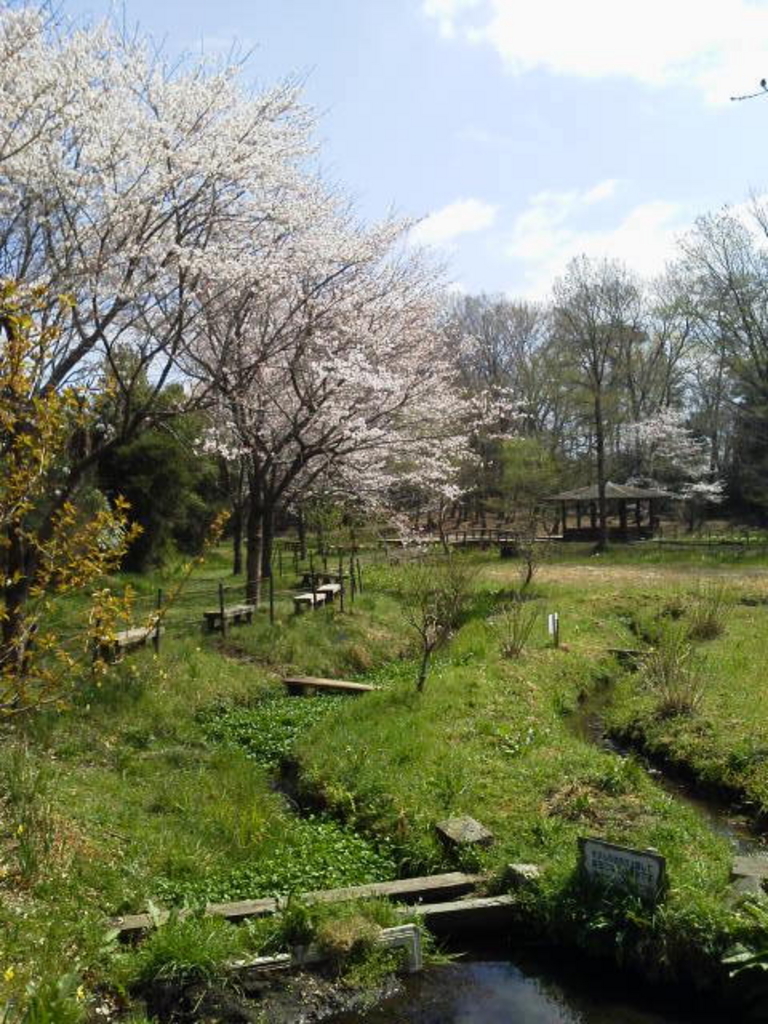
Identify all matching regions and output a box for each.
[3,546,768,1018]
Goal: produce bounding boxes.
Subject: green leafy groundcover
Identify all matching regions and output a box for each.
[154,816,397,904]
[199,694,348,770]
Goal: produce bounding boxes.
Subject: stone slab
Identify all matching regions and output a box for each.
[732,856,768,881]
[436,816,494,848]
[111,872,486,935]
[504,863,542,888]
[403,895,516,934]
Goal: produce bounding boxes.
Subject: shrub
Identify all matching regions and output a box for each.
[495,598,539,658]
[398,554,476,692]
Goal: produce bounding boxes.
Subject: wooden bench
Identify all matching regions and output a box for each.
[316,582,342,602]
[98,626,164,662]
[203,603,255,632]
[283,675,378,695]
[299,571,346,588]
[292,592,328,614]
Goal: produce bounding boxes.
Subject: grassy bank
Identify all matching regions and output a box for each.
[0,573,409,1015]
[2,548,768,1019]
[603,583,768,819]
[296,562,756,990]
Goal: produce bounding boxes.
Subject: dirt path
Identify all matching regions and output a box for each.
[484,560,768,593]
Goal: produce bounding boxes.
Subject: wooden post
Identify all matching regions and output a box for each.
[219,582,227,638]
[153,589,162,653]
[292,544,299,573]
[310,554,317,609]
[268,574,275,625]
[356,557,363,594]
[323,551,328,575]
[349,554,356,603]
[278,545,283,578]
[339,555,345,613]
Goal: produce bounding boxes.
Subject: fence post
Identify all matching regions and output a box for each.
[268,573,275,624]
[356,557,363,594]
[309,553,318,610]
[339,554,345,613]
[278,545,283,578]
[349,554,356,602]
[153,588,162,654]
[219,582,227,638]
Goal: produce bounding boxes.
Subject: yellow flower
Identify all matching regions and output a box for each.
[16,824,24,835]
[75,985,85,1002]
[3,966,14,982]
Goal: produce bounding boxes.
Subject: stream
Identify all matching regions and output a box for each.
[569,674,768,857]
[326,941,720,1024]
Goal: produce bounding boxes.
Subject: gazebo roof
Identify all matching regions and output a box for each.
[546,480,673,502]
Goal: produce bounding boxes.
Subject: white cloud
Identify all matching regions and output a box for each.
[422,0,482,38]
[507,181,686,296]
[423,0,768,104]
[410,197,499,247]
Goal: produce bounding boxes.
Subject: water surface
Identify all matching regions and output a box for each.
[328,950,715,1024]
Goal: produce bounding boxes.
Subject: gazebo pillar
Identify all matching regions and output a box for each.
[560,501,566,533]
[649,498,657,534]
[589,502,597,529]
[576,502,582,529]
[619,500,627,534]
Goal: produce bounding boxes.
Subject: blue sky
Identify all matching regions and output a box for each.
[64,0,768,297]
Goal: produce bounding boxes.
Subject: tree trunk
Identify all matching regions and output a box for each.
[231,502,243,576]
[261,498,275,581]
[245,470,263,606]
[594,391,608,552]
[297,507,307,560]
[416,646,431,693]
[1,523,33,678]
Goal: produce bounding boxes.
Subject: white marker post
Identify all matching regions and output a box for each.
[547,612,560,648]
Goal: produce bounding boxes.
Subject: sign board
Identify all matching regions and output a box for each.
[578,837,666,900]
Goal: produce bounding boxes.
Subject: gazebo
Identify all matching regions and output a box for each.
[545,481,672,541]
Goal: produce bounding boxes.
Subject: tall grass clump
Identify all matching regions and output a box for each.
[642,627,705,718]
[495,598,539,658]
[686,583,732,641]
[0,744,53,883]
[118,914,251,987]
[1,974,86,1024]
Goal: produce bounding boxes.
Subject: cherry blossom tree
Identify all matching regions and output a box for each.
[189,213,472,598]
[0,6,318,627]
[621,408,724,528]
